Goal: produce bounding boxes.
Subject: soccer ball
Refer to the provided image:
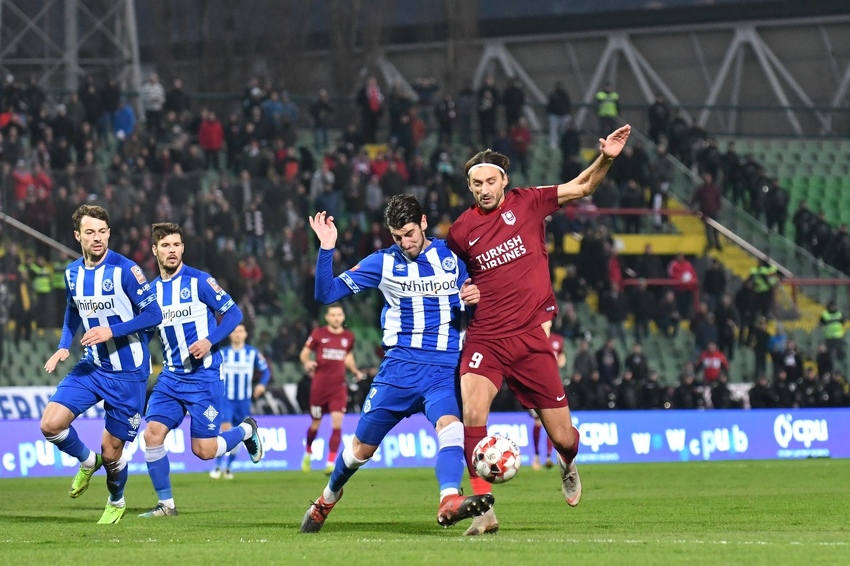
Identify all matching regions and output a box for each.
[472,434,521,484]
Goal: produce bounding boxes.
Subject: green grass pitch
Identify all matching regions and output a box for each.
[1,459,848,565]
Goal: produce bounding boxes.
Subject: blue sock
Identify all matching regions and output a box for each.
[220,426,245,452]
[226,450,238,469]
[46,427,91,462]
[328,451,358,493]
[215,455,224,468]
[434,446,464,493]
[145,445,172,501]
[105,459,128,502]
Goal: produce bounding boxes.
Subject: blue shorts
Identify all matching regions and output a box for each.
[220,398,251,427]
[356,358,460,447]
[50,360,146,442]
[145,370,224,439]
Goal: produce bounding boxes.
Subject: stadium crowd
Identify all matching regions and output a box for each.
[0,71,848,410]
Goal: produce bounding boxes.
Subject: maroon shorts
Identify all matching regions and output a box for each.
[309,383,348,418]
[462,326,567,410]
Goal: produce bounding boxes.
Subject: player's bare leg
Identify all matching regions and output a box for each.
[460,373,501,536]
[97,430,128,524]
[41,402,102,498]
[538,405,582,507]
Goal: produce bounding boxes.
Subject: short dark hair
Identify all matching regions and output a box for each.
[72,204,109,232]
[151,222,184,244]
[464,149,510,178]
[384,194,424,231]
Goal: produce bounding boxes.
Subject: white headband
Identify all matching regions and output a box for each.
[468,163,506,177]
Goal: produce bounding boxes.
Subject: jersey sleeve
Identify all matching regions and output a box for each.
[305,329,319,352]
[123,262,157,310]
[521,185,561,219]
[445,223,468,263]
[198,273,236,314]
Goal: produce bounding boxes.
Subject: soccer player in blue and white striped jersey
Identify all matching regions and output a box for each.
[41,204,163,525]
[139,223,263,518]
[210,323,270,479]
[300,195,494,534]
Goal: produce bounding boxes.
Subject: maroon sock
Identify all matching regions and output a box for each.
[532,423,542,457]
[464,425,487,477]
[546,437,554,459]
[327,428,342,462]
[305,427,318,454]
[555,426,580,467]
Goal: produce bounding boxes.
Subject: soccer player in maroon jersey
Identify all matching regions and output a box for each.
[530,319,567,471]
[446,124,631,535]
[299,303,365,474]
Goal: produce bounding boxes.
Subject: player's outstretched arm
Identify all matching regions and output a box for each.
[556,124,631,205]
[309,211,338,250]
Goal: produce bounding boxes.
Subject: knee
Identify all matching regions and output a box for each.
[351,438,376,460]
[551,425,579,451]
[192,442,217,461]
[40,417,62,438]
[462,403,489,427]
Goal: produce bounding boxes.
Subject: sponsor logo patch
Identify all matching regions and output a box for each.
[206,277,223,294]
[131,265,147,285]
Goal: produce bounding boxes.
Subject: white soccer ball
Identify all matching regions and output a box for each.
[472,434,521,484]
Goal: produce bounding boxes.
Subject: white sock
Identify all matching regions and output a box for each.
[215,436,227,457]
[322,486,341,503]
[108,497,126,508]
[439,488,459,501]
[81,452,97,468]
[239,422,253,440]
[159,498,176,509]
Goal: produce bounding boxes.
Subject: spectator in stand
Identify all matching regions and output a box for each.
[433,94,457,147]
[601,282,628,349]
[508,117,532,178]
[690,171,722,252]
[721,141,744,206]
[619,180,645,234]
[477,76,499,147]
[735,278,758,348]
[749,374,777,408]
[780,339,803,383]
[615,370,639,410]
[546,81,572,149]
[164,77,191,116]
[595,83,620,139]
[629,279,655,342]
[455,83,475,146]
[112,99,136,149]
[596,338,621,386]
[647,93,670,145]
[198,109,224,170]
[710,374,739,409]
[667,253,698,319]
[656,289,681,338]
[356,76,383,144]
[564,372,586,411]
[140,73,165,136]
[556,302,584,342]
[502,78,525,129]
[624,343,649,383]
[714,294,739,361]
[696,342,729,385]
[702,258,727,312]
[816,342,833,379]
[773,369,796,408]
[672,372,704,409]
[765,178,789,236]
[691,305,718,361]
[639,371,667,409]
[309,89,334,152]
[792,200,814,250]
[824,371,849,407]
[819,300,846,366]
[573,339,597,380]
[809,211,832,259]
[796,368,824,408]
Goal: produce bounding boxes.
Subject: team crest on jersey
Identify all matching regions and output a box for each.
[131,265,147,284]
[203,405,219,422]
[68,281,75,290]
[207,277,223,294]
[441,256,456,271]
[341,338,349,348]
[128,413,141,430]
[501,210,516,225]
[180,287,191,300]
[102,279,114,292]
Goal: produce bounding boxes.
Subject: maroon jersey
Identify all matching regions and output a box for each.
[305,327,355,389]
[550,333,565,360]
[447,186,560,337]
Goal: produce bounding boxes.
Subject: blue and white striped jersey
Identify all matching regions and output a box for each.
[220,345,270,401]
[332,239,469,367]
[153,264,236,377]
[64,249,158,374]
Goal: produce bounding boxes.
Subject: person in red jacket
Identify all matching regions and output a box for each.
[690,171,723,252]
[668,253,698,318]
[198,109,224,170]
[696,342,729,384]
